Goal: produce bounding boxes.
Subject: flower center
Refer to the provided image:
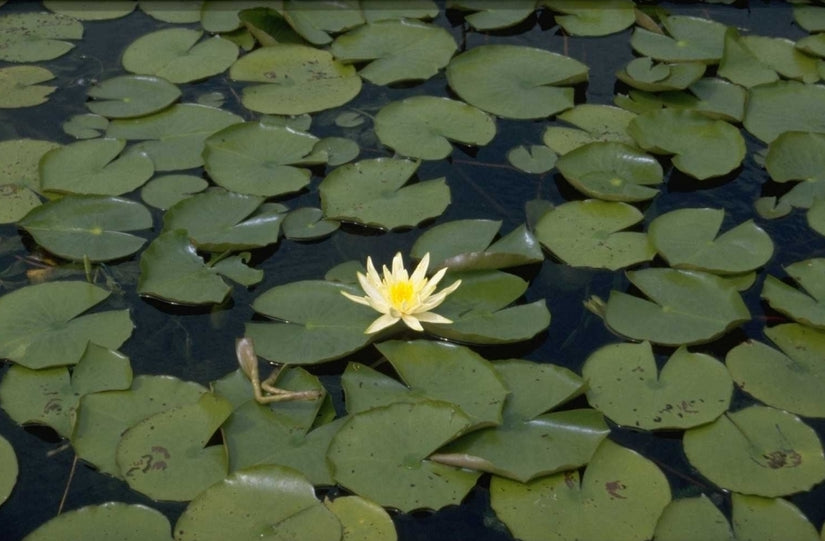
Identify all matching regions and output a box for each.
[388,280,414,309]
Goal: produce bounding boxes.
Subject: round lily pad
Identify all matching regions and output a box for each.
[583,342,732,430]
[140,174,208,210]
[62,113,109,139]
[630,15,727,62]
[0,12,83,62]
[718,28,779,89]
[448,0,536,30]
[374,96,496,160]
[22,503,172,541]
[739,35,819,84]
[543,104,637,155]
[0,138,60,191]
[0,182,40,223]
[653,496,734,541]
[617,58,706,92]
[86,75,180,118]
[731,493,819,541]
[766,131,825,183]
[761,259,825,329]
[0,435,16,505]
[684,405,825,497]
[545,0,635,37]
[281,207,340,241]
[43,0,137,20]
[808,198,825,237]
[446,44,588,119]
[324,496,397,541]
[743,80,825,143]
[0,65,56,108]
[506,144,557,173]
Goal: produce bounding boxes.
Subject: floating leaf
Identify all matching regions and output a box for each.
[447,0,535,30]
[0,184,40,224]
[727,323,825,418]
[683,405,825,497]
[122,28,238,83]
[283,0,364,45]
[0,138,59,191]
[616,58,706,92]
[203,121,319,196]
[230,44,362,115]
[544,0,635,37]
[718,28,779,89]
[117,392,232,501]
[0,65,56,108]
[361,0,438,23]
[653,495,734,541]
[175,465,341,541]
[282,207,340,241]
[63,113,109,139]
[604,268,751,346]
[237,6,306,47]
[446,44,588,119]
[40,138,154,196]
[808,198,825,236]
[743,80,825,144]
[140,0,202,23]
[739,35,819,84]
[0,435,16,505]
[616,77,746,122]
[324,496,397,541]
[140,174,208,210]
[19,195,152,262]
[556,142,663,201]
[583,342,731,430]
[331,19,456,85]
[43,0,137,20]
[320,158,449,230]
[246,280,377,365]
[543,104,636,156]
[490,439,671,541]
[106,103,243,171]
[766,131,825,183]
[648,208,773,274]
[762,259,825,329]
[0,12,83,62]
[200,0,272,33]
[731,493,819,541]
[22,503,172,541]
[312,136,359,166]
[630,15,727,62]
[534,199,654,270]
[506,144,557,173]
[0,281,132,369]
[628,109,745,179]
[794,5,825,33]
[374,96,495,160]
[328,401,480,512]
[86,75,181,118]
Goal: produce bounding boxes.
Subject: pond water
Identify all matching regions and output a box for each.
[1,1,825,540]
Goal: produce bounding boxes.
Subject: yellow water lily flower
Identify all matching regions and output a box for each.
[342,252,461,334]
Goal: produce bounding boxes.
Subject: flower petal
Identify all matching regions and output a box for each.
[415,311,453,325]
[410,253,430,284]
[400,314,425,331]
[365,313,399,334]
[341,290,370,306]
[418,278,461,311]
[391,252,409,282]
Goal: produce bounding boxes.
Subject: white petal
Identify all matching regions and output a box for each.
[357,270,384,303]
[418,279,461,310]
[341,290,370,306]
[391,252,409,281]
[365,314,399,334]
[414,311,453,325]
[365,256,382,284]
[410,253,430,283]
[400,314,424,331]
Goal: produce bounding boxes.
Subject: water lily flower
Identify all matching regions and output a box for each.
[342,252,461,334]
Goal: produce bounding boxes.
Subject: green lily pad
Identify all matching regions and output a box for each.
[604,268,751,346]
[138,230,262,305]
[200,0,274,32]
[490,439,671,541]
[544,0,635,36]
[410,220,543,271]
[330,19,456,85]
[203,121,319,196]
[122,28,238,83]
[766,131,825,183]
[43,1,137,20]
[726,323,825,418]
[361,0,438,22]
[63,113,109,139]
[311,136,359,166]
[648,208,773,274]
[732,494,819,541]
[175,465,341,541]
[237,6,307,47]
[447,0,535,30]
[324,495,397,541]
[22,503,172,541]
[543,104,637,156]
[718,28,779,89]
[628,109,745,179]
[328,400,480,512]
[0,65,56,108]
[19,195,152,262]
[140,0,202,23]
[743,80,825,144]
[808,198,825,236]
[282,207,340,241]
[794,5,825,33]
[653,495,734,541]
[583,342,732,430]
[72,375,206,477]
[446,44,588,119]
[283,0,364,45]
[740,35,819,84]
[0,138,60,191]
[616,58,706,92]
[86,75,180,118]
[320,157,449,230]
[230,44,362,115]
[0,184,41,224]
[0,281,133,369]
[106,103,243,171]
[374,96,495,160]
[556,142,663,201]
[0,435,15,506]
[762,259,825,329]
[506,144,557,173]
[140,174,208,210]
[431,359,608,482]
[630,15,727,62]
[40,138,154,196]
[116,392,232,501]
[246,280,377,365]
[0,12,83,62]
[683,405,825,497]
[534,199,654,270]
[163,189,283,251]
[616,77,746,122]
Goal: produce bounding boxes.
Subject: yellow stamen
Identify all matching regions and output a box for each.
[389,280,414,307]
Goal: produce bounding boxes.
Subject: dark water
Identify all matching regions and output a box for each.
[1,1,824,540]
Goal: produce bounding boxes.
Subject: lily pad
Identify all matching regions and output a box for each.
[683,405,825,497]
[0,66,56,108]
[328,400,480,512]
[726,323,825,418]
[106,103,243,171]
[762,259,825,329]
[230,43,362,115]
[361,0,438,23]
[446,44,588,119]
[203,121,319,196]
[140,174,208,210]
[116,392,233,501]
[0,12,83,62]
[283,0,364,45]
[616,58,706,92]
[122,28,238,83]
[794,4,825,33]
[245,280,377,365]
[86,75,180,118]
[506,145,557,173]
[732,493,819,541]
[0,138,60,191]
[140,0,202,23]
[0,185,40,224]
[743,80,825,143]
[616,77,746,122]
[718,28,780,89]
[19,195,152,262]
[544,0,635,37]
[583,342,732,430]
[543,104,637,155]
[282,207,340,241]
[40,138,154,196]
[22,503,172,541]
[534,199,654,270]
[324,496,397,541]
[628,109,745,179]
[556,142,663,201]
[174,465,341,541]
[739,35,819,84]
[43,1,137,20]
[0,435,15,505]
[630,15,727,62]
[311,136,359,166]
[320,158,450,230]
[330,19,456,85]
[63,113,109,139]
[648,208,773,274]
[447,0,535,30]
[374,96,495,160]
[604,268,751,346]
[490,439,671,541]
[0,281,133,369]
[653,495,734,541]
[808,198,825,237]
[766,131,825,183]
